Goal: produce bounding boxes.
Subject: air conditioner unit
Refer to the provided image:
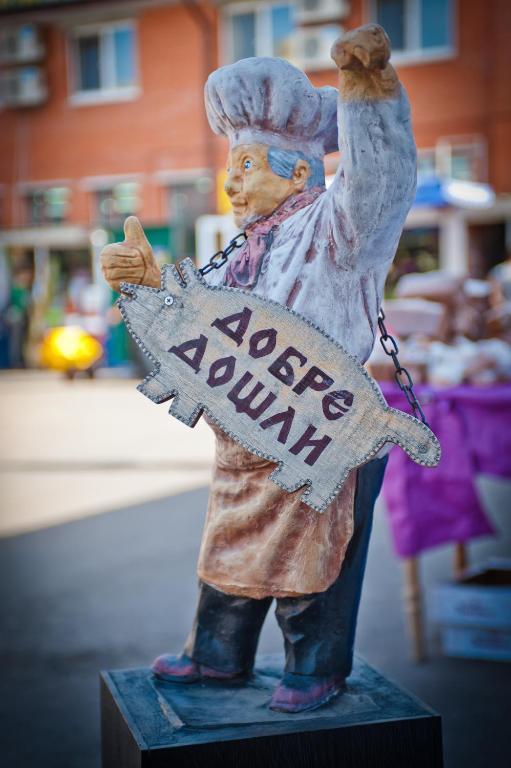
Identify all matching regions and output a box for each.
[0,24,45,64]
[294,0,350,24]
[291,25,342,71]
[0,67,48,107]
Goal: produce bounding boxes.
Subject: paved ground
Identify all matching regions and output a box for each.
[1,372,510,767]
[0,371,215,536]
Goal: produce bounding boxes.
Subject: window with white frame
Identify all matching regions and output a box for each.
[168,178,212,259]
[372,0,453,60]
[96,181,140,225]
[26,186,70,225]
[70,20,138,102]
[436,139,487,183]
[417,148,436,179]
[224,2,295,62]
[417,138,487,183]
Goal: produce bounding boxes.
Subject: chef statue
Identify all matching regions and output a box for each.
[101,24,416,713]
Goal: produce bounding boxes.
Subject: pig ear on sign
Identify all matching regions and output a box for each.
[175,257,201,288]
[162,263,186,293]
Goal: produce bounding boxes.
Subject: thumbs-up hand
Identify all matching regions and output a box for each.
[100,216,161,292]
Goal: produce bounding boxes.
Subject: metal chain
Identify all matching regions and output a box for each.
[378,308,429,426]
[198,233,428,426]
[198,232,247,277]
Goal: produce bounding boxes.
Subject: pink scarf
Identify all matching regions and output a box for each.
[224,187,323,289]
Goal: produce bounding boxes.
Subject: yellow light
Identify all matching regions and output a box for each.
[41,326,103,371]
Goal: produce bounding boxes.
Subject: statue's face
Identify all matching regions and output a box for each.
[225,143,309,228]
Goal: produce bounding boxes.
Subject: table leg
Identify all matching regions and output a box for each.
[403,557,426,662]
[453,542,468,580]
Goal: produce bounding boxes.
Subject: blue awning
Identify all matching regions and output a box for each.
[414,176,448,207]
[414,175,495,210]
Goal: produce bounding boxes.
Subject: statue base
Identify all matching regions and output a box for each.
[100,654,443,768]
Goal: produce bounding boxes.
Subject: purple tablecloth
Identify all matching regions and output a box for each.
[379,383,511,558]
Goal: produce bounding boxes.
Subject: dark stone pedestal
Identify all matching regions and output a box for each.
[100,655,443,768]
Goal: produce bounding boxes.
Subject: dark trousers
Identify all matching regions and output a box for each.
[185,456,387,678]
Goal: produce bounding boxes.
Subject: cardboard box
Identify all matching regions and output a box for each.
[439,626,511,662]
[430,559,511,661]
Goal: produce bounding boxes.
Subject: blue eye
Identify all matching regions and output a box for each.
[244,159,252,170]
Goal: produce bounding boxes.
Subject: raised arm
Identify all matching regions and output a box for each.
[325,25,416,269]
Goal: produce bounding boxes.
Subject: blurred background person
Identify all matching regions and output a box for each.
[5,262,33,368]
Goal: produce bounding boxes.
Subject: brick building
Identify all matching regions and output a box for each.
[0,0,510,365]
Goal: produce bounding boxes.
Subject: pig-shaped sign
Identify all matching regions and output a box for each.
[119,258,440,512]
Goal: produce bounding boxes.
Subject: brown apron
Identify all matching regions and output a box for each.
[197,421,357,599]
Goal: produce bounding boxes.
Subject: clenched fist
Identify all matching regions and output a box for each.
[331,24,399,101]
[100,216,161,293]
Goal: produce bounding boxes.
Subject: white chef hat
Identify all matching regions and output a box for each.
[205,57,338,159]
